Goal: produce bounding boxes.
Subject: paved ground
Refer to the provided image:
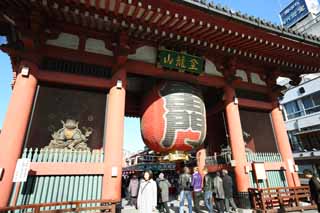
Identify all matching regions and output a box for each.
[120,198,318,213]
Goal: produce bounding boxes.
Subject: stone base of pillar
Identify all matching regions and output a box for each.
[236,192,252,209]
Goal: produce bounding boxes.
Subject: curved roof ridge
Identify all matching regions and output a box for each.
[179,0,320,46]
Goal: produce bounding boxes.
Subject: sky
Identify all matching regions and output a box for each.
[0,0,293,152]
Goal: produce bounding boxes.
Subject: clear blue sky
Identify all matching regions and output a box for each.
[0,0,292,151]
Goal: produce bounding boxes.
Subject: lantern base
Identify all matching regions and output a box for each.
[162,151,190,162]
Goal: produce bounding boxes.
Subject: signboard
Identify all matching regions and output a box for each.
[280,0,309,28]
[13,158,31,183]
[252,162,267,180]
[158,49,204,74]
[111,167,118,177]
[288,159,295,173]
[123,163,176,172]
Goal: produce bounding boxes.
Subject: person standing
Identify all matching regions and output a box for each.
[158,173,172,213]
[127,175,139,208]
[137,170,157,213]
[213,171,225,213]
[192,167,203,213]
[203,167,214,213]
[306,172,320,212]
[222,169,238,212]
[178,167,193,213]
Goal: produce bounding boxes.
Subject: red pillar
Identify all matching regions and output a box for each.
[271,101,300,187]
[196,148,206,178]
[0,67,37,207]
[224,85,250,192]
[102,73,126,201]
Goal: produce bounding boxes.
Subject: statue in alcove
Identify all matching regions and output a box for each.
[45,119,92,151]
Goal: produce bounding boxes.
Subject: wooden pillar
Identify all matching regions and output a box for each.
[224,85,250,192]
[196,148,206,178]
[0,64,37,207]
[102,71,126,201]
[271,101,300,187]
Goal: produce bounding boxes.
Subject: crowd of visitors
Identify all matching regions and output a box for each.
[122,166,239,213]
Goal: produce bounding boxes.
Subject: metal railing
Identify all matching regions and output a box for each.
[246,152,282,163]
[205,152,282,166]
[21,148,104,163]
[205,154,230,165]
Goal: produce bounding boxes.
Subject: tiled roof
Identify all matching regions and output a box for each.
[180,0,320,45]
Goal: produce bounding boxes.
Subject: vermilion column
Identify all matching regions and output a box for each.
[271,101,300,187]
[196,148,206,178]
[102,75,126,201]
[0,69,37,207]
[224,85,250,192]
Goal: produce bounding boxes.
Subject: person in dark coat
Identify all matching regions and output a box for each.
[306,172,320,211]
[203,167,214,213]
[128,175,139,208]
[222,169,238,212]
[158,173,171,213]
[178,167,193,213]
[213,171,225,213]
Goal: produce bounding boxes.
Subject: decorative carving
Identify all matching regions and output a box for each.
[217,57,241,83]
[45,119,92,151]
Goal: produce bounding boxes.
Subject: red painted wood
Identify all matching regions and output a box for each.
[271,101,301,187]
[238,98,273,111]
[37,70,114,90]
[224,85,250,192]
[30,162,104,175]
[0,69,38,207]
[102,79,126,202]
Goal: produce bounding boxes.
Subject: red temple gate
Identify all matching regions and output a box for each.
[0,0,320,210]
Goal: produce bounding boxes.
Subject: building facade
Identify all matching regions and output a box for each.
[280,0,320,35]
[280,76,320,180]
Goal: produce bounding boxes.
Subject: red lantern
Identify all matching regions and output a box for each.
[141,81,206,153]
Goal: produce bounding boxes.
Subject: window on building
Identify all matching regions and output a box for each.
[288,130,304,152]
[302,91,320,115]
[284,101,304,120]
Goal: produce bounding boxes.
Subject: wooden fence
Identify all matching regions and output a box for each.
[0,199,116,213]
[248,186,317,212]
[10,148,104,207]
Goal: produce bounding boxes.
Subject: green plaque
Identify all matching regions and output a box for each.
[158,49,204,74]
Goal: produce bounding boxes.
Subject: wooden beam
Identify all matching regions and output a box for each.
[37,70,114,90]
[125,59,226,88]
[207,101,225,116]
[238,98,273,111]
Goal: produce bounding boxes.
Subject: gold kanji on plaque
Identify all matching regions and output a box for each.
[163,54,174,65]
[176,55,186,69]
[189,58,199,71]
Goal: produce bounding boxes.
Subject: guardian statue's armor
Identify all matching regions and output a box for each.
[45,119,92,151]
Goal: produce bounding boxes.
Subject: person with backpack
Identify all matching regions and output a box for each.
[192,167,203,213]
[203,167,214,213]
[127,175,139,208]
[137,170,157,213]
[178,167,193,213]
[158,172,171,213]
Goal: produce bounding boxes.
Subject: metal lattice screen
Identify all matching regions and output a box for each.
[10,148,104,208]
